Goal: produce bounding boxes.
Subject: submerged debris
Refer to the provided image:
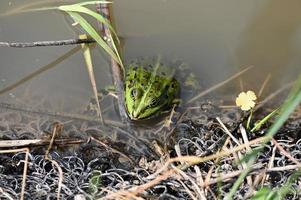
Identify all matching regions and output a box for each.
[0,100,301,199]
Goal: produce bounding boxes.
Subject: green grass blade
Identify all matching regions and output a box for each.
[246,110,253,129]
[59,5,119,42]
[251,187,279,200]
[68,12,121,65]
[19,1,112,13]
[251,108,279,132]
[225,156,256,200]
[15,6,58,12]
[227,73,301,200]
[266,83,301,138]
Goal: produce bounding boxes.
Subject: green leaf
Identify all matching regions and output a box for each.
[20,1,111,12]
[80,34,103,123]
[89,170,102,194]
[251,187,280,200]
[67,11,121,65]
[251,108,279,132]
[58,5,119,42]
[246,109,253,129]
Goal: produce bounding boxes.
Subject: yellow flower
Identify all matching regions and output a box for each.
[235,91,257,111]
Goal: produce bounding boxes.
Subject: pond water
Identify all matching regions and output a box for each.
[0,0,300,118]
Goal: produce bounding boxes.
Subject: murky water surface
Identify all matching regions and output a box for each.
[0,0,300,123]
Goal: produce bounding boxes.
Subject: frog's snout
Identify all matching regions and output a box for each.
[132,110,139,119]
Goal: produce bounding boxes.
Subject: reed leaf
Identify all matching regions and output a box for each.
[58,4,119,42]
[68,11,121,65]
[80,34,103,124]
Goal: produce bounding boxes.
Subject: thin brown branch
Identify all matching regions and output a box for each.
[258,74,271,98]
[255,81,294,110]
[44,123,64,200]
[97,4,128,122]
[272,138,301,166]
[0,38,95,48]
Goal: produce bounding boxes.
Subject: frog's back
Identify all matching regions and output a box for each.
[124,59,180,120]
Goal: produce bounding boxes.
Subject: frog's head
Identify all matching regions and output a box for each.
[124,65,179,120]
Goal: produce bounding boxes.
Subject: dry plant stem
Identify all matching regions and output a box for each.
[216,117,240,145]
[179,180,198,200]
[0,148,29,200]
[272,138,301,166]
[239,78,244,91]
[108,137,273,198]
[239,125,253,187]
[225,141,252,188]
[0,138,85,148]
[255,81,294,110]
[187,66,253,104]
[196,164,301,187]
[148,135,270,180]
[165,104,177,129]
[103,190,142,200]
[0,38,95,48]
[165,108,190,144]
[204,166,214,188]
[44,123,64,200]
[0,187,14,200]
[155,104,177,134]
[130,169,175,195]
[258,74,271,98]
[80,34,104,124]
[173,166,204,200]
[194,166,207,199]
[218,105,237,109]
[45,123,63,158]
[103,169,175,199]
[207,187,218,200]
[98,4,128,122]
[262,145,276,186]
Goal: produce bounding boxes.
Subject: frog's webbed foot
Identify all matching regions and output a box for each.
[172,98,182,106]
[97,85,118,99]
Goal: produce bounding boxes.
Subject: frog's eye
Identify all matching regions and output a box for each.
[171,82,177,89]
[131,88,140,100]
[148,98,160,108]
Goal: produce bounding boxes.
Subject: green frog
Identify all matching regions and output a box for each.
[85,59,199,121]
[124,61,180,120]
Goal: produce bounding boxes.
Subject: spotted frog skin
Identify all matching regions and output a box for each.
[124,62,180,120]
